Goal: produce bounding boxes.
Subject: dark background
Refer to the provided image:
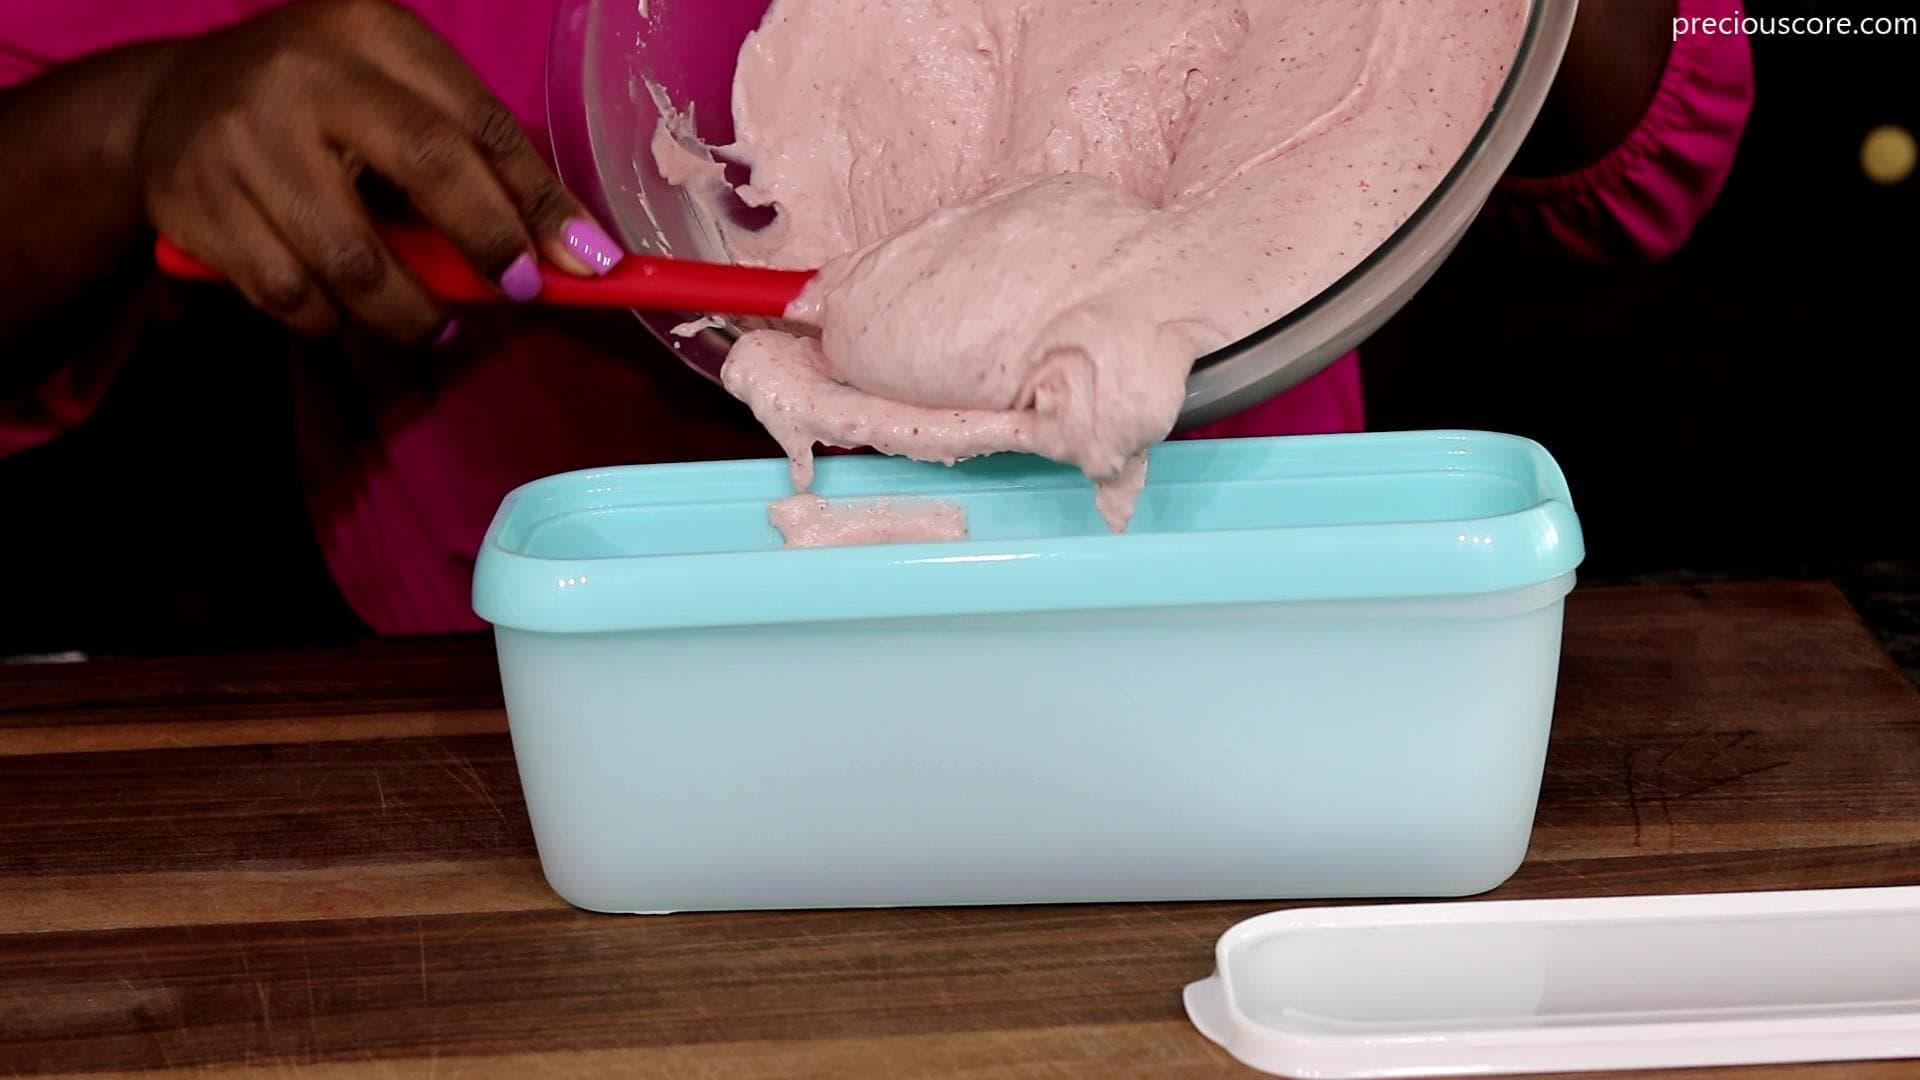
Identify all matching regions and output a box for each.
[1362,2,1918,675]
[2,2,1915,671]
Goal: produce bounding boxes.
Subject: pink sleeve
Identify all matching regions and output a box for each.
[0,1,276,91]
[1477,0,1756,265]
[1,1,282,459]
[2,1,551,110]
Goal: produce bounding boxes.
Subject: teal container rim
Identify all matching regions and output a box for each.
[472,430,1586,634]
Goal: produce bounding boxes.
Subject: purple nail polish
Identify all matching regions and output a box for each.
[500,253,542,302]
[434,318,461,348]
[562,217,625,274]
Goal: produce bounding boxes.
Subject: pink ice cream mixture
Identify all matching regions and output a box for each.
[769,495,969,548]
[655,0,1527,531]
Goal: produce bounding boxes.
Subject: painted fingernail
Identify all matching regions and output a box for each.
[562,217,625,274]
[500,253,542,302]
[434,318,461,348]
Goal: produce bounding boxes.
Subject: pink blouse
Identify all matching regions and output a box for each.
[1,0,1754,635]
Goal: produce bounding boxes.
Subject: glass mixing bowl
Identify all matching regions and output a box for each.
[545,0,1577,428]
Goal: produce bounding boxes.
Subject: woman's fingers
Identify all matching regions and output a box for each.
[164,177,340,337]
[324,71,547,300]
[352,10,625,277]
[141,0,624,342]
[462,96,626,278]
[241,119,447,344]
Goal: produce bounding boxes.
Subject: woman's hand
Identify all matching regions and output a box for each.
[134,0,623,343]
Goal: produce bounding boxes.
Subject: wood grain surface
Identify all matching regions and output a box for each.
[4,582,1919,1078]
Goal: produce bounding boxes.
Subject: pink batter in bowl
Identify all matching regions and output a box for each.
[544,0,1577,429]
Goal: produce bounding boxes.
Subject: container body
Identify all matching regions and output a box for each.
[474,432,1585,913]
[498,586,1568,913]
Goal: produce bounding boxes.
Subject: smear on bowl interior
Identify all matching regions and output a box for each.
[654,0,1527,534]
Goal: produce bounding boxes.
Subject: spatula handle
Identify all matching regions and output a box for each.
[153,222,813,319]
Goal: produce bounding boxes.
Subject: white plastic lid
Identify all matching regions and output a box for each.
[1185,886,1920,1077]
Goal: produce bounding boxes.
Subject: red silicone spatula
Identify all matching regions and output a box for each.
[153,221,815,320]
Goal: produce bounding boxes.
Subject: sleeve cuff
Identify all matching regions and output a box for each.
[1480,0,1757,265]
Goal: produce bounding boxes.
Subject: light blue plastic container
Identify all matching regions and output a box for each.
[473,431,1584,914]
